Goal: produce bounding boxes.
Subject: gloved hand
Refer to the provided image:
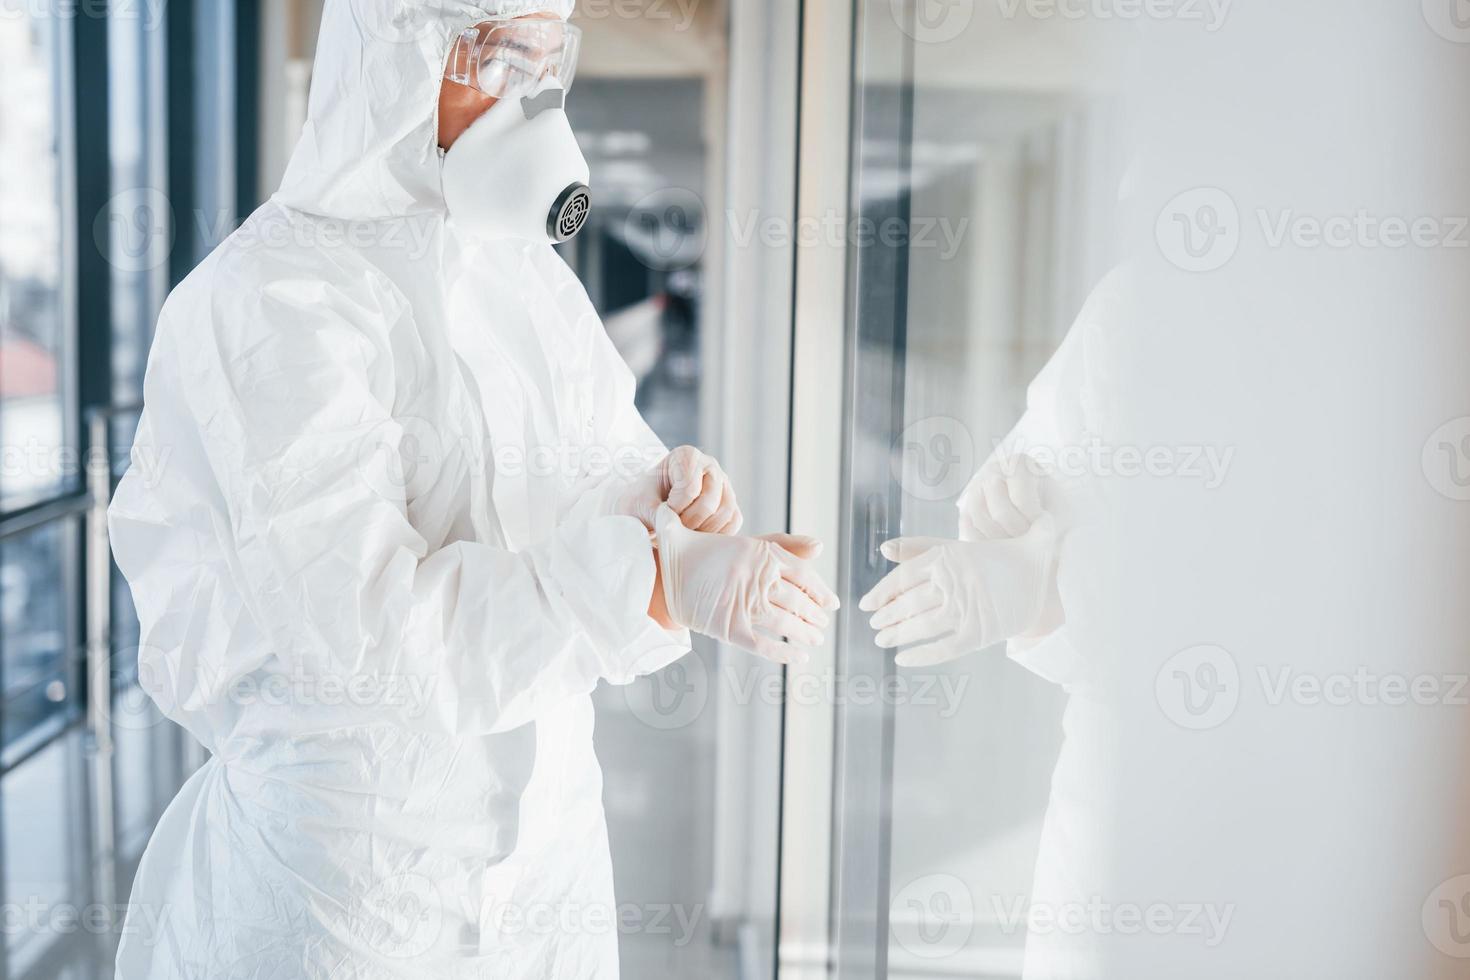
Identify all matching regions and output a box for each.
[616,446,743,534]
[858,517,1061,667]
[956,452,1048,542]
[656,504,840,664]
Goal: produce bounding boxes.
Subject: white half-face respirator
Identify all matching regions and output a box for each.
[441,82,592,245]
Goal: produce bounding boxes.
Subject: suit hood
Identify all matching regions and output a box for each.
[275,0,575,220]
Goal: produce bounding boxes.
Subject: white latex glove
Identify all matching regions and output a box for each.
[956,452,1048,542]
[656,504,840,664]
[617,445,743,534]
[858,517,1060,667]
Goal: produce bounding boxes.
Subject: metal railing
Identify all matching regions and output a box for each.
[82,405,139,934]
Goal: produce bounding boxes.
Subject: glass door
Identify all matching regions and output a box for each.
[824,2,1125,977]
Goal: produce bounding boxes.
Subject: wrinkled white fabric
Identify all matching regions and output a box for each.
[109,2,690,977]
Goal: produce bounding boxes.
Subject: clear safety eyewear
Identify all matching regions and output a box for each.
[444,19,583,101]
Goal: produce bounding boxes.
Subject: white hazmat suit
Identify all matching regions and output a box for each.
[109,1,694,976]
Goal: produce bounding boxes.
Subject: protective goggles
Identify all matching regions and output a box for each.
[444,19,583,101]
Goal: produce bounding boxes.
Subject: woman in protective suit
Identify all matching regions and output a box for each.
[108,2,837,976]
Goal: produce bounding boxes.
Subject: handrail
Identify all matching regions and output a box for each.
[83,407,132,933]
[0,492,90,542]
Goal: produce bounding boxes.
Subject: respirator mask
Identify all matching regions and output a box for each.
[440,19,591,245]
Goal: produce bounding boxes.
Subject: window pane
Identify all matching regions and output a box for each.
[563,78,706,450]
[830,8,1123,975]
[2,730,92,976]
[0,11,71,508]
[108,7,168,406]
[2,519,76,751]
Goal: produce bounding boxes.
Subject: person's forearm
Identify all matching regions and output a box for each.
[648,545,677,629]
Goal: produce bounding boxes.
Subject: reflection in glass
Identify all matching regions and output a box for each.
[2,731,92,976]
[835,6,1123,976]
[108,7,168,406]
[1,519,76,752]
[0,11,69,508]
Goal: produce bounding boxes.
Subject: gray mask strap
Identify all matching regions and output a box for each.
[521,89,565,121]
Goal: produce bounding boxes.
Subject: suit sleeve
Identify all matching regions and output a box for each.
[109,273,686,743]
